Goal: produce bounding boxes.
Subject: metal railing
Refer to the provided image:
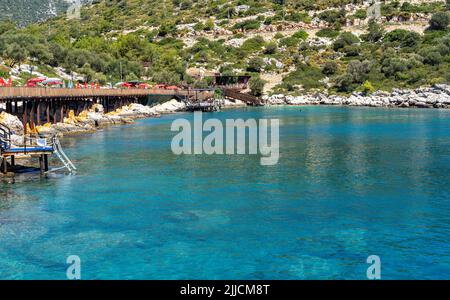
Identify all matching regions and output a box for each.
[0,122,12,152]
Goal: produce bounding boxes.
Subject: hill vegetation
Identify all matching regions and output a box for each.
[0,0,449,95]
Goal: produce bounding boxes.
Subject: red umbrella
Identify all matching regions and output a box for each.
[138,83,151,89]
[26,77,46,87]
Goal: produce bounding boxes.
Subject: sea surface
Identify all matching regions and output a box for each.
[1,106,449,279]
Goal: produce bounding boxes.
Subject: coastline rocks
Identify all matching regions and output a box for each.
[263,84,450,109]
[151,99,186,114]
[0,112,23,134]
[113,103,160,118]
[223,99,247,107]
[33,100,185,137]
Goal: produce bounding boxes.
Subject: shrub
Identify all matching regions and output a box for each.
[362,80,375,95]
[292,30,309,40]
[347,60,371,84]
[247,57,265,72]
[279,36,300,48]
[420,48,443,65]
[274,33,284,39]
[319,9,345,25]
[264,42,278,54]
[333,32,359,51]
[429,12,450,30]
[362,20,385,42]
[384,29,421,48]
[335,73,354,92]
[316,28,340,38]
[240,36,265,53]
[249,76,266,96]
[282,63,325,90]
[354,9,367,20]
[321,61,338,75]
[232,20,261,31]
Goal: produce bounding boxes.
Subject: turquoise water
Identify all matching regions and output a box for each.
[1,106,449,279]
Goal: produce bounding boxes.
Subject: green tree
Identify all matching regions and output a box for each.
[333,32,360,51]
[247,57,265,73]
[361,80,375,95]
[335,73,353,92]
[322,61,338,76]
[3,43,28,68]
[249,76,266,97]
[347,60,371,83]
[384,29,421,48]
[429,12,450,30]
[264,42,278,54]
[363,20,385,42]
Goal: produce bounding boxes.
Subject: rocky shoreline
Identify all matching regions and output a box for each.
[2,84,450,148]
[263,84,450,109]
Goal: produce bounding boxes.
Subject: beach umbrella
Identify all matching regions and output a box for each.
[115,82,133,88]
[138,83,151,89]
[42,78,63,86]
[26,77,47,87]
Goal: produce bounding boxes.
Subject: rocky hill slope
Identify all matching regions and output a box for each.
[0,0,449,95]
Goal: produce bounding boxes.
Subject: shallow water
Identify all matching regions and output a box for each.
[1,106,449,279]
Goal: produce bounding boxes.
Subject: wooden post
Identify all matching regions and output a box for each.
[10,156,15,169]
[14,101,18,114]
[46,102,51,124]
[44,154,49,172]
[60,105,65,123]
[36,101,41,126]
[1,157,7,174]
[53,101,57,124]
[39,155,44,175]
[23,101,28,135]
[30,101,35,129]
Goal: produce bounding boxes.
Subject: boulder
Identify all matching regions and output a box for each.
[0,112,23,134]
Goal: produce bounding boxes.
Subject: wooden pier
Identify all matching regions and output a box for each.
[223,88,264,106]
[0,87,214,134]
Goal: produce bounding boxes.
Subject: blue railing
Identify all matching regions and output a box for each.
[0,122,11,151]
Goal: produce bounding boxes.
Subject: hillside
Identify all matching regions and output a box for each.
[0,0,449,95]
[0,0,70,26]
